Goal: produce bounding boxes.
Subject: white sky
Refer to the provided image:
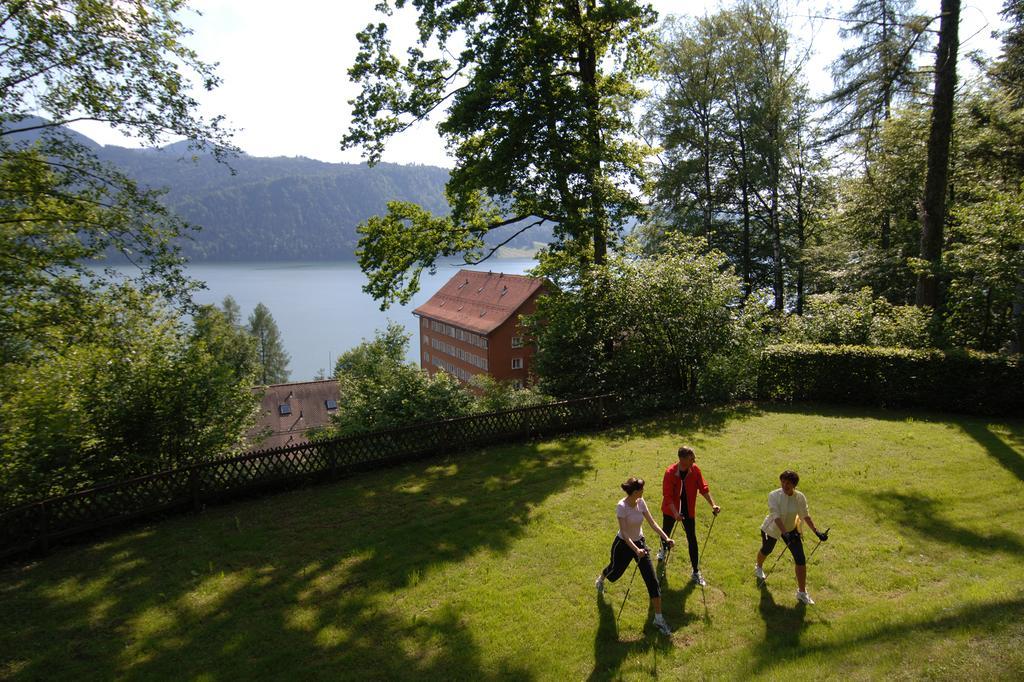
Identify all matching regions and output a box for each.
[71,0,1009,168]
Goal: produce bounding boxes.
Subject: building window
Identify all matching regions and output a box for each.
[511,336,523,348]
[511,357,523,369]
[423,334,429,344]
[325,399,338,410]
[422,317,428,327]
[513,380,523,389]
[425,351,430,362]
[279,404,292,416]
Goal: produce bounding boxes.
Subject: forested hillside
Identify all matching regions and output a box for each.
[10,120,552,261]
[110,146,454,260]
[101,145,450,261]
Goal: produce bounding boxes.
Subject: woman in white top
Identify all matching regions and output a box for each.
[595,477,675,635]
[754,470,828,604]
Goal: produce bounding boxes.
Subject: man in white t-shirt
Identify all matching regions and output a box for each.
[754,470,828,604]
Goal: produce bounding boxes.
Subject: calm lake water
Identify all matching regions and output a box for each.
[185,259,535,381]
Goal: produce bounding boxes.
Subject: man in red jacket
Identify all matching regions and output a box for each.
[659,445,720,586]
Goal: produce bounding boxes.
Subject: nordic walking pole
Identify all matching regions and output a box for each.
[806,528,830,564]
[760,535,794,584]
[616,563,639,623]
[663,520,679,565]
[697,513,718,572]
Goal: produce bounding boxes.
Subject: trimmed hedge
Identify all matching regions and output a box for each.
[758,343,1024,416]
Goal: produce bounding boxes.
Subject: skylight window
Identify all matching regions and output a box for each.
[325,399,337,410]
[279,404,292,416]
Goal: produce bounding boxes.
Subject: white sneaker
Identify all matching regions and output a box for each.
[657,547,666,561]
[796,590,815,605]
[595,576,604,594]
[692,570,706,586]
[653,616,673,635]
[754,565,766,580]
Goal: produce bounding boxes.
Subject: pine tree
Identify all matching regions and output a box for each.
[247,303,291,385]
[221,295,242,327]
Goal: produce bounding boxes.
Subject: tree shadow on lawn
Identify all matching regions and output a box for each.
[794,594,1024,662]
[0,437,593,681]
[604,403,765,443]
[748,582,808,675]
[749,399,1019,425]
[957,419,1024,484]
[872,490,1024,555]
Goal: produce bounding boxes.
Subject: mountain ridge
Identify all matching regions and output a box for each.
[4,118,552,261]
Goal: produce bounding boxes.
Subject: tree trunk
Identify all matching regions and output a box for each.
[703,121,713,239]
[576,1,607,267]
[795,147,806,315]
[915,0,960,311]
[770,119,784,312]
[771,183,783,311]
[735,118,753,300]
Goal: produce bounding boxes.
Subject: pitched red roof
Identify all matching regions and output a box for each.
[247,379,340,450]
[413,269,544,335]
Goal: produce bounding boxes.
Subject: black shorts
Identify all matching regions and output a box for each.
[760,530,807,566]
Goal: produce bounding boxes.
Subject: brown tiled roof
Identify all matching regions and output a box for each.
[412,269,544,334]
[247,379,340,450]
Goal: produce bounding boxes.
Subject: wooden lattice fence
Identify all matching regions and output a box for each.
[0,394,623,560]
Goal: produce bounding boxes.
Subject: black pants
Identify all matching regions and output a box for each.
[662,514,699,572]
[601,536,660,598]
[760,530,807,566]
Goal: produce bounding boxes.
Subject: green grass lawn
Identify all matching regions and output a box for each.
[2,404,1023,681]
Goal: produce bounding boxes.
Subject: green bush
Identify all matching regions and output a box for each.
[784,288,932,349]
[528,235,743,405]
[321,323,475,437]
[0,293,260,508]
[468,375,553,413]
[758,343,1023,415]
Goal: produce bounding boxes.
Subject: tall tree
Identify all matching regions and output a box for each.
[817,105,932,303]
[247,303,291,385]
[645,14,731,246]
[825,0,932,251]
[915,0,960,314]
[647,1,808,307]
[992,0,1024,106]
[221,295,243,327]
[342,0,657,307]
[785,89,835,314]
[740,0,800,310]
[0,0,234,360]
[825,0,931,143]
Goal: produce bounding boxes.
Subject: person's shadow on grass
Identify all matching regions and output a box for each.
[751,581,808,673]
[658,563,701,627]
[587,587,672,681]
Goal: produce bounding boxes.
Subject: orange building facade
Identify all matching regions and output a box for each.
[412,270,544,387]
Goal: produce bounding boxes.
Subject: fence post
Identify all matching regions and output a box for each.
[39,501,49,553]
